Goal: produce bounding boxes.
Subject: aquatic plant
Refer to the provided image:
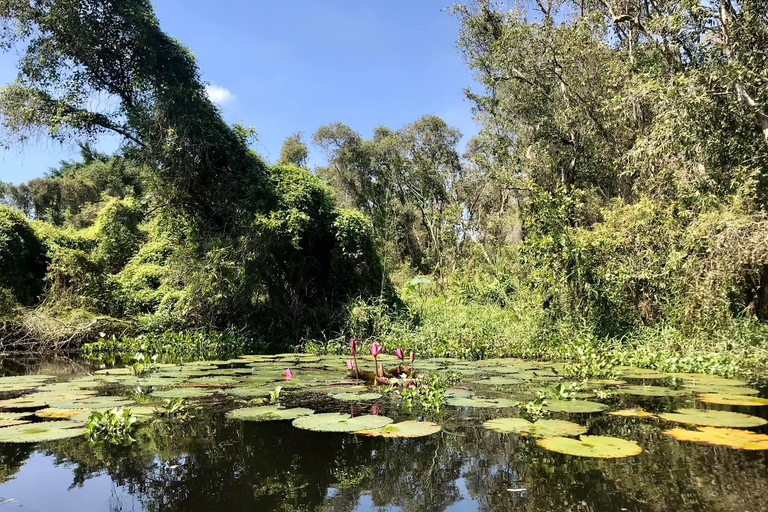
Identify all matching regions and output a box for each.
[389,372,460,415]
[283,369,293,379]
[369,342,382,377]
[519,394,548,421]
[84,408,136,447]
[269,386,283,404]
[349,338,360,379]
[160,398,187,417]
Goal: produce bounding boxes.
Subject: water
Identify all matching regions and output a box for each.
[0,356,766,512]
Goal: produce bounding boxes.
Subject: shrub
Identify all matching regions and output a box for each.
[0,205,48,305]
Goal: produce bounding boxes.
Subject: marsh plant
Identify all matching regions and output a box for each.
[84,408,136,447]
[160,398,187,417]
[389,372,461,414]
[128,346,158,377]
[519,394,548,421]
[268,386,283,404]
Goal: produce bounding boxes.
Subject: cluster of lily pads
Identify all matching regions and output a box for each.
[0,352,765,456]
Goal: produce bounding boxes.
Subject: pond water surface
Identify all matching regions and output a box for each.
[0,354,765,512]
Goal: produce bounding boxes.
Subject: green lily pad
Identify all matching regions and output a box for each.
[473,377,528,386]
[0,421,84,443]
[151,388,216,399]
[50,396,135,409]
[537,435,642,458]
[671,374,747,387]
[330,392,382,402]
[292,413,393,433]
[588,379,627,386]
[0,412,31,421]
[659,408,767,428]
[0,396,53,410]
[696,394,768,406]
[544,400,608,414]
[618,368,669,379]
[0,419,29,428]
[224,386,273,398]
[226,406,314,422]
[446,396,518,408]
[619,385,689,397]
[664,427,768,450]
[354,420,441,438]
[35,408,89,419]
[484,417,587,437]
[681,384,760,396]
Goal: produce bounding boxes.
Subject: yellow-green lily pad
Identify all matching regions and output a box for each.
[608,408,657,418]
[484,418,587,437]
[619,385,689,397]
[0,421,84,443]
[292,413,393,433]
[537,435,642,458]
[151,388,215,399]
[226,406,314,422]
[354,420,441,438]
[659,408,767,428]
[50,396,135,410]
[696,394,768,407]
[663,427,768,450]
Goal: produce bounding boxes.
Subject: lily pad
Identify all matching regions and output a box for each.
[663,427,768,450]
[0,395,54,409]
[0,421,84,443]
[473,377,527,386]
[446,396,518,408]
[537,435,642,458]
[0,419,30,428]
[354,420,441,438]
[544,400,608,414]
[292,413,393,433]
[224,386,273,398]
[49,396,135,409]
[330,392,382,402]
[619,385,688,397]
[659,408,767,428]
[226,406,314,422]
[609,408,657,418]
[682,384,760,396]
[151,388,215,399]
[35,408,88,419]
[696,394,768,407]
[672,373,747,387]
[484,418,587,437]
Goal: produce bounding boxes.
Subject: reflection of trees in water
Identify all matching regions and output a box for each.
[0,411,760,512]
[0,444,34,486]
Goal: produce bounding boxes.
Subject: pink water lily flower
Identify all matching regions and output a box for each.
[395,348,404,361]
[346,359,354,370]
[350,338,357,355]
[283,369,293,379]
[370,343,382,357]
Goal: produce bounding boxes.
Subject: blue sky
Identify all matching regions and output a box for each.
[0,0,479,184]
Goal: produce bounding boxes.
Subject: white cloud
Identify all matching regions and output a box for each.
[205,83,235,105]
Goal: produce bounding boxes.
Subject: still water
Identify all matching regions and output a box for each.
[0,355,765,512]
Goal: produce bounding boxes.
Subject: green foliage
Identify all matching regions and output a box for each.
[0,205,48,305]
[159,398,187,418]
[388,372,461,415]
[277,132,308,168]
[268,386,282,405]
[128,346,158,376]
[84,408,136,447]
[519,394,548,422]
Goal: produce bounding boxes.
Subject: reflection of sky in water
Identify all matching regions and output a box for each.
[0,452,144,512]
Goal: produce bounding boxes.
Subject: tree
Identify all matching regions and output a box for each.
[277,132,309,168]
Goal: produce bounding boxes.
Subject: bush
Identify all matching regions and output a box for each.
[0,205,48,305]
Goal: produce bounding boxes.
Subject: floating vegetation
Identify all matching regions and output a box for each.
[663,427,768,450]
[330,392,382,402]
[445,396,518,408]
[483,418,587,437]
[537,435,643,458]
[292,413,393,433]
[226,406,314,422]
[696,394,768,406]
[609,408,657,418]
[50,396,135,410]
[35,408,88,419]
[151,388,215,399]
[544,400,608,414]
[0,421,84,443]
[659,409,768,428]
[619,385,689,397]
[354,420,441,438]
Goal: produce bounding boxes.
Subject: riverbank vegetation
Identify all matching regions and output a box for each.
[1,0,768,381]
